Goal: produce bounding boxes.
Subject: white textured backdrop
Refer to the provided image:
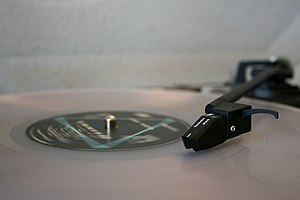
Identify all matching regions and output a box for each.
[0,0,300,94]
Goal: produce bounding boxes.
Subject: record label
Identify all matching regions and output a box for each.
[26,111,190,151]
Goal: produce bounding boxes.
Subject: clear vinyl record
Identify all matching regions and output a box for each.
[0,88,300,200]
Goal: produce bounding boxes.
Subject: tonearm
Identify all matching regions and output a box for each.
[182,57,294,151]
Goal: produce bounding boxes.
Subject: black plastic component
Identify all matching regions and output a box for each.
[205,67,280,113]
[211,102,252,139]
[182,57,287,151]
[182,102,279,151]
[234,57,300,108]
[235,57,293,84]
[182,114,226,151]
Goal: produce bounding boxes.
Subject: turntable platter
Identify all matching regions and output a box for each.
[0,88,300,200]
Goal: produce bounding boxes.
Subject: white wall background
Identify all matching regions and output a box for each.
[0,0,300,94]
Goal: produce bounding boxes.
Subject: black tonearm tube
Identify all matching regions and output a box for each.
[182,57,291,151]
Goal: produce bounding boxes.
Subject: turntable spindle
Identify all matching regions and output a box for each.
[105,115,117,129]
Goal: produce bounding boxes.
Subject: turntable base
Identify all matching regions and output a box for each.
[1,88,300,200]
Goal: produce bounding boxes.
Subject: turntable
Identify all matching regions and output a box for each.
[1,58,300,200]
